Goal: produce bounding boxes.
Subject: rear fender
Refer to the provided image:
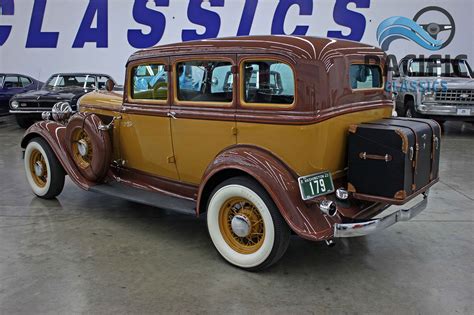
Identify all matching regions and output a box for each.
[198,145,338,241]
[21,121,95,190]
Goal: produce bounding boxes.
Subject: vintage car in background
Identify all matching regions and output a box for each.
[0,73,42,116]
[20,36,440,270]
[394,57,474,122]
[9,73,116,128]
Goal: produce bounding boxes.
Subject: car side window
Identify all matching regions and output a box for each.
[84,76,95,89]
[132,64,168,101]
[20,77,32,87]
[242,60,295,106]
[4,76,20,88]
[176,60,233,103]
[349,64,383,89]
[400,60,408,76]
[97,76,109,90]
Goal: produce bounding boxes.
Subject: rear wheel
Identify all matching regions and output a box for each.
[24,138,65,199]
[206,176,290,271]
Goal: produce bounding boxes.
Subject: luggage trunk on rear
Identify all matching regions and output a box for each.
[347,117,441,204]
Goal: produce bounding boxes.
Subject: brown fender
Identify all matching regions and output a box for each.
[21,121,96,190]
[197,145,340,241]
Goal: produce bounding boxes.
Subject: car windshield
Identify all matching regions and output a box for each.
[408,59,473,78]
[0,75,4,88]
[44,75,96,90]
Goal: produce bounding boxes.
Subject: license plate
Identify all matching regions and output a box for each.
[457,108,471,115]
[298,171,335,200]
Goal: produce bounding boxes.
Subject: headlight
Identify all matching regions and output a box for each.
[10,101,19,109]
[422,91,436,103]
[51,102,73,122]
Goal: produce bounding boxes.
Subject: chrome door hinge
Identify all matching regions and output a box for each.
[232,127,239,136]
[98,115,122,131]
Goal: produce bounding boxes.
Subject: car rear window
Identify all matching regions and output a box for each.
[20,77,32,87]
[350,64,383,89]
[176,60,233,104]
[131,64,168,101]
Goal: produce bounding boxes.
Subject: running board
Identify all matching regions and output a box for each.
[89,180,196,215]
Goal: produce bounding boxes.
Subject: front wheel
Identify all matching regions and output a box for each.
[206,176,290,271]
[24,138,65,199]
[15,115,36,129]
[404,100,422,118]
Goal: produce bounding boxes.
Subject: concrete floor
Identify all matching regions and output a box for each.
[0,115,473,314]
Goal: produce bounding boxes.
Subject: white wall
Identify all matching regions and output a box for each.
[0,0,472,84]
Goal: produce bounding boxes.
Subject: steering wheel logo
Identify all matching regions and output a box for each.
[377,6,456,51]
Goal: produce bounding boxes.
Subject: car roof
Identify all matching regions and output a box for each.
[0,73,34,77]
[129,35,385,64]
[48,73,112,77]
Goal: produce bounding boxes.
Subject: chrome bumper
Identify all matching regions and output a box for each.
[10,110,50,114]
[417,103,474,116]
[334,191,429,238]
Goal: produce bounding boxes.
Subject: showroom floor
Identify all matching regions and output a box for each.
[0,115,472,314]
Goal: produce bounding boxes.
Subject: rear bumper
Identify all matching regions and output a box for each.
[334,190,429,237]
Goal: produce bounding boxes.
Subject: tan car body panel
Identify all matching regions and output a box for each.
[237,107,392,178]
[171,118,237,183]
[119,113,179,180]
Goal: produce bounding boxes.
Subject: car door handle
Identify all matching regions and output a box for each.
[167,111,177,119]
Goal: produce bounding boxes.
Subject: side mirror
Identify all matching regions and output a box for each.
[105,79,115,92]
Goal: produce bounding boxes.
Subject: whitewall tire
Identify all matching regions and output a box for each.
[24,138,65,199]
[207,176,290,271]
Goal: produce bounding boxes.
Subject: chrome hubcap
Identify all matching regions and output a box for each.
[77,139,89,157]
[231,214,251,237]
[34,161,44,177]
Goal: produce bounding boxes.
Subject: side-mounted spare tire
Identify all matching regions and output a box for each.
[65,113,112,182]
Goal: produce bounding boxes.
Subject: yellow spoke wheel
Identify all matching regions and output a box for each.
[218,197,265,255]
[71,129,93,169]
[207,177,290,270]
[29,149,48,188]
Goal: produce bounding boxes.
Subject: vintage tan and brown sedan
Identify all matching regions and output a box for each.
[20,36,434,270]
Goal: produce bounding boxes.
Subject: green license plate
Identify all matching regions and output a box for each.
[298,171,335,200]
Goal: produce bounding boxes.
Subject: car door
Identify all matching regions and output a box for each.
[119,57,179,180]
[169,55,237,184]
[3,75,24,96]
